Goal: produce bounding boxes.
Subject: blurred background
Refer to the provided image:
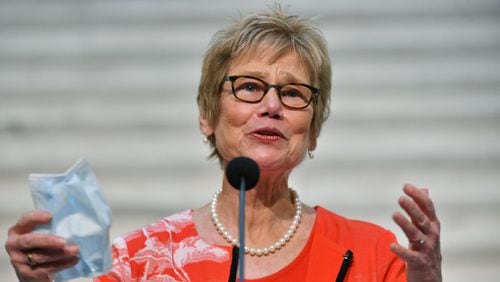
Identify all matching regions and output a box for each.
[1,0,499,280]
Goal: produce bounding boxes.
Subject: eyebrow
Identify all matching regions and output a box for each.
[240,70,307,84]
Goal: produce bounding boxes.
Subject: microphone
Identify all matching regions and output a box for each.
[226,156,260,191]
[225,157,260,282]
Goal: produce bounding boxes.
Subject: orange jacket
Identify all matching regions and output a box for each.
[303,207,406,281]
[95,207,406,281]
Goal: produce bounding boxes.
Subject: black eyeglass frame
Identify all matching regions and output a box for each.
[223,75,320,110]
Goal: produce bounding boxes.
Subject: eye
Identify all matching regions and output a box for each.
[234,78,265,94]
[283,90,299,97]
[281,88,306,100]
[242,82,260,92]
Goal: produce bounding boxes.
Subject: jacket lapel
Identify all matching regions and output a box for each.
[305,231,349,282]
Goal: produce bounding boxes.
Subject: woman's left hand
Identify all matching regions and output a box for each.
[391,183,442,282]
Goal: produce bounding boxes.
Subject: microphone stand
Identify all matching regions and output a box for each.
[225,156,259,282]
[238,176,246,281]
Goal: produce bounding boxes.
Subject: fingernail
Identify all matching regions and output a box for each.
[57,237,67,244]
[69,245,80,253]
[403,183,414,191]
[422,188,429,196]
[38,210,53,221]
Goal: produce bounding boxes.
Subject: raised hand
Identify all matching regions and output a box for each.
[391,183,442,282]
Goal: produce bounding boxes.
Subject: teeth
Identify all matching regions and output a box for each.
[258,131,280,137]
[254,129,284,138]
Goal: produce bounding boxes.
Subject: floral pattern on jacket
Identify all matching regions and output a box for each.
[95,210,230,281]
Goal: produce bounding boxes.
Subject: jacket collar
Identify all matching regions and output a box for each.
[304,207,354,282]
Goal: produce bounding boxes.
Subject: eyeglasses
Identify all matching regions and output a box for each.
[223,75,320,109]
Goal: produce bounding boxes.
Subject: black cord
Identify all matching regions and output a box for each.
[228,246,239,282]
[336,249,353,282]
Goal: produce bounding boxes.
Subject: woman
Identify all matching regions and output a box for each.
[5,6,442,282]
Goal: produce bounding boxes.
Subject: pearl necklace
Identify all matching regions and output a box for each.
[210,188,302,256]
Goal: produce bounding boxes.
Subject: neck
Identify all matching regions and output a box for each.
[220,171,292,208]
[217,173,296,246]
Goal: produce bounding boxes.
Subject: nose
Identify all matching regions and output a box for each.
[258,87,283,120]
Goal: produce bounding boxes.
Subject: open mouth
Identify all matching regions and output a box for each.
[252,128,287,140]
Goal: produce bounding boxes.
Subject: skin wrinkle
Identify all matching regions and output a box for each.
[218,177,293,245]
[198,49,315,253]
[234,69,311,86]
[198,9,331,165]
[215,51,313,170]
[238,45,314,85]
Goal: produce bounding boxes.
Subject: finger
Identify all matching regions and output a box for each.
[392,211,425,244]
[421,188,429,196]
[390,242,422,264]
[38,256,79,272]
[403,184,438,221]
[16,233,67,252]
[12,245,80,266]
[398,195,432,234]
[10,210,52,235]
[16,256,79,279]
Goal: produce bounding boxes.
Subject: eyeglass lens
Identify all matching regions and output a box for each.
[231,76,313,109]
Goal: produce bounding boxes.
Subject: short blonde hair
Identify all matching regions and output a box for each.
[197,5,331,162]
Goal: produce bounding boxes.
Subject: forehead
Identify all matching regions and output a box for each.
[228,47,311,83]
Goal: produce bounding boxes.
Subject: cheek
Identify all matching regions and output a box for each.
[290,112,313,138]
[218,99,253,130]
[288,114,315,154]
[213,99,253,150]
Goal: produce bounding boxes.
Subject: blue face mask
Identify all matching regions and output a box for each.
[29,159,112,281]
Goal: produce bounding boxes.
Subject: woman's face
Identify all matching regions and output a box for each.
[201,50,315,173]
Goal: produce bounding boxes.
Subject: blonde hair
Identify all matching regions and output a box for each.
[197,5,331,162]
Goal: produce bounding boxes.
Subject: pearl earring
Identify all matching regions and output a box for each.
[308,150,314,159]
[203,136,209,143]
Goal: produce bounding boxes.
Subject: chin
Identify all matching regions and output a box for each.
[249,153,303,174]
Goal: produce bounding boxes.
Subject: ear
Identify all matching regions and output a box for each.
[308,141,317,152]
[308,132,317,152]
[199,113,214,137]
